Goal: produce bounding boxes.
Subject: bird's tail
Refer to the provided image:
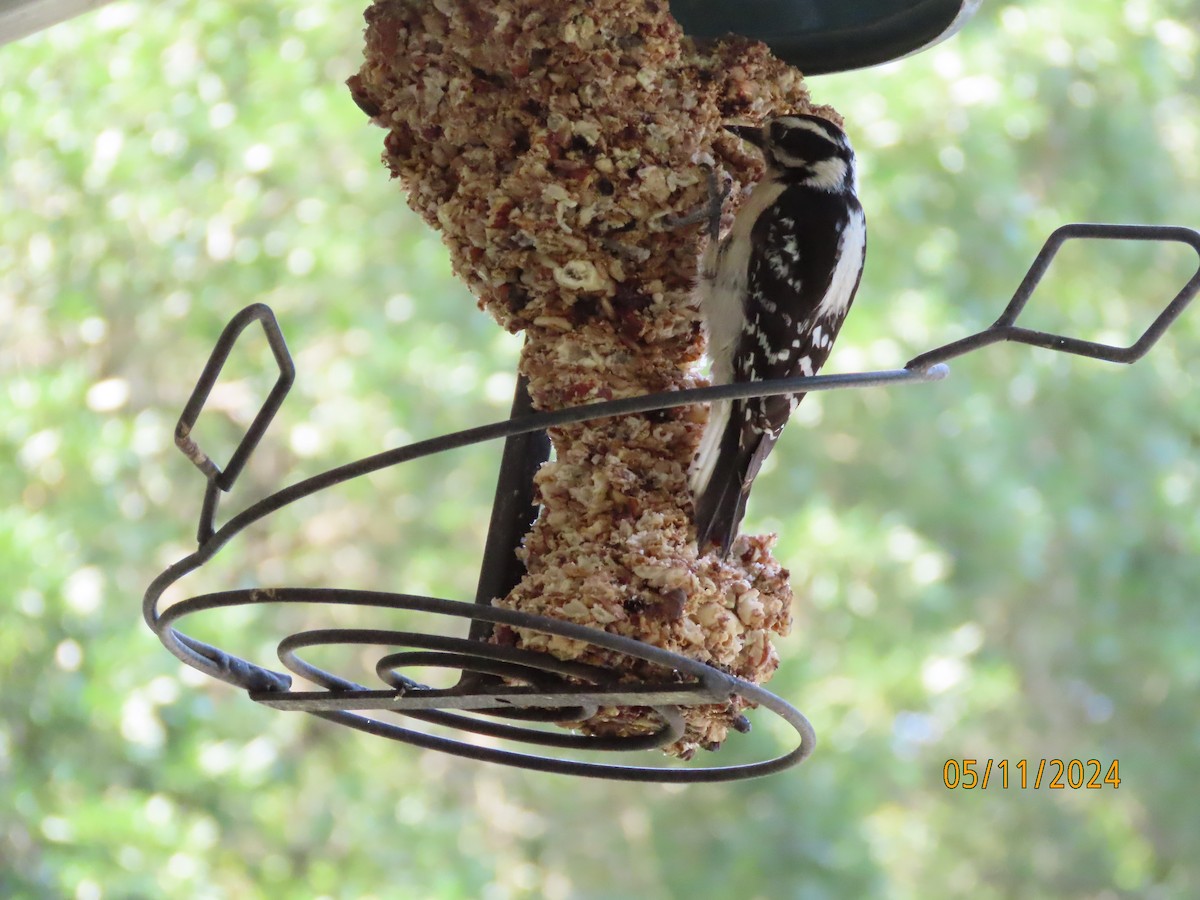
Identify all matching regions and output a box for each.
[691,401,773,557]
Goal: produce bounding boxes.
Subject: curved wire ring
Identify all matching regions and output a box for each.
[155,587,817,782]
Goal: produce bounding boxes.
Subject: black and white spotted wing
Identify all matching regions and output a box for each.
[692,183,866,556]
[733,185,866,445]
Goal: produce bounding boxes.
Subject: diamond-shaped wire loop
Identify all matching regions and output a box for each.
[906,223,1200,369]
[173,303,294,543]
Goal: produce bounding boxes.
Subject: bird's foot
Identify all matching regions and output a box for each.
[656,164,732,238]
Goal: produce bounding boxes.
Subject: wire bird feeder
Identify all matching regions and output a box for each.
[144,223,1200,781]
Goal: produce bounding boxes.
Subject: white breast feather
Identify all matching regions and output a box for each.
[689,398,730,497]
[817,210,865,320]
[698,179,786,387]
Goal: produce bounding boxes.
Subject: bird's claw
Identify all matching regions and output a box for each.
[658,163,733,237]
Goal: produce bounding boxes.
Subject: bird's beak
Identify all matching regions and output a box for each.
[724,123,766,149]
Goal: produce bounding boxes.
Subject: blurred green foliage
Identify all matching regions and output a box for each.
[2,1,1199,897]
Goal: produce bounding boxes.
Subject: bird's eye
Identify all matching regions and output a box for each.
[769,122,787,145]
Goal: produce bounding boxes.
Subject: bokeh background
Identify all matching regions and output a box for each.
[3,1,1199,896]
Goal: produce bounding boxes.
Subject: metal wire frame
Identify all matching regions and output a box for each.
[143,222,1200,781]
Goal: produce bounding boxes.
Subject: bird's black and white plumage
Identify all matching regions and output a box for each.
[691,114,866,557]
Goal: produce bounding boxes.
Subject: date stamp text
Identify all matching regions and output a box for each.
[942,759,1121,790]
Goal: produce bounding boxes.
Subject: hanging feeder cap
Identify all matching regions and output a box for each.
[670,0,983,74]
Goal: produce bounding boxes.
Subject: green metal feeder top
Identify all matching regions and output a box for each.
[669,0,982,73]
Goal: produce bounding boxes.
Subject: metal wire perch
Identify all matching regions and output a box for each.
[143,222,1200,782]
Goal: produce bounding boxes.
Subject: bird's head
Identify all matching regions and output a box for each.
[725,114,856,193]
